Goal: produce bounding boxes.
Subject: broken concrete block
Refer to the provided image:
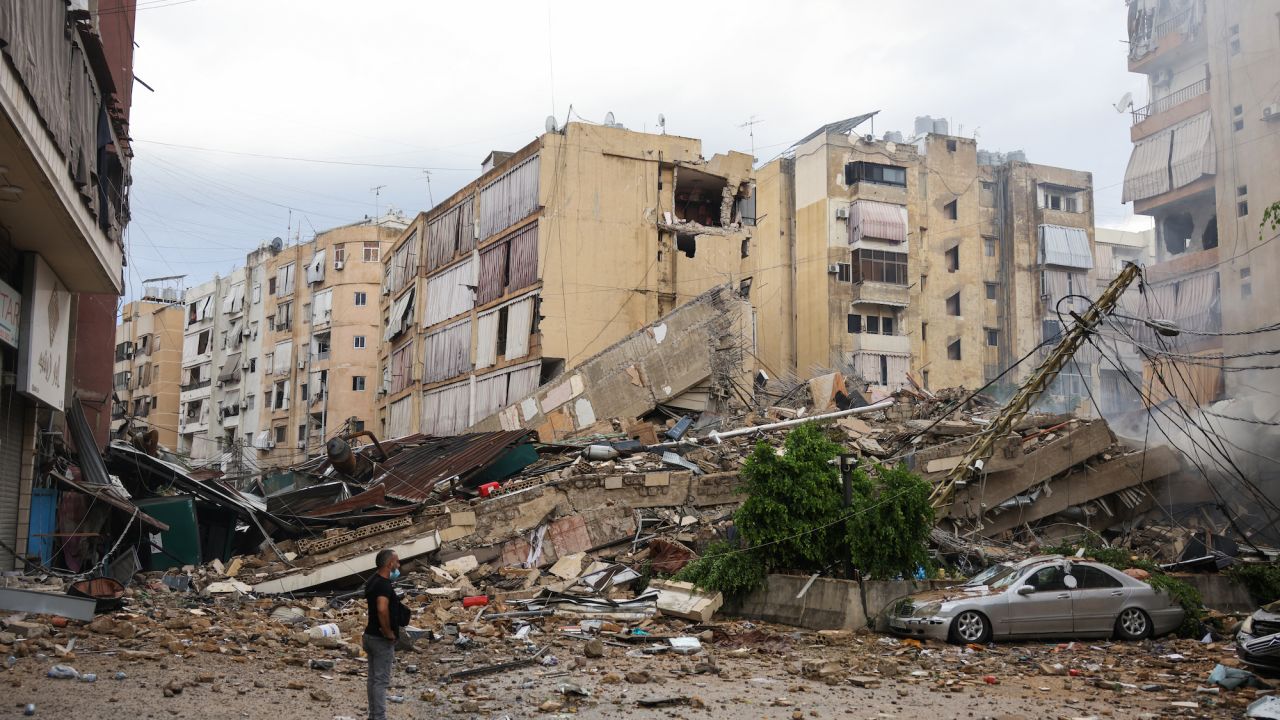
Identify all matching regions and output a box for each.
[643,472,671,487]
[439,525,474,543]
[448,510,477,527]
[549,552,586,580]
[441,555,479,577]
[649,579,722,622]
[604,476,624,490]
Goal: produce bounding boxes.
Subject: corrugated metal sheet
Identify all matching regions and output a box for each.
[1038,225,1094,269]
[504,294,536,360]
[477,242,508,305]
[423,319,472,384]
[425,257,475,327]
[848,200,908,244]
[851,352,910,389]
[1170,111,1215,189]
[421,381,471,436]
[1122,129,1172,203]
[475,309,498,369]
[427,196,475,271]
[508,224,539,292]
[479,155,540,240]
[375,430,533,502]
[386,396,413,440]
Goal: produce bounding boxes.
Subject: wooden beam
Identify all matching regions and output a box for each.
[947,421,1115,520]
[979,446,1180,536]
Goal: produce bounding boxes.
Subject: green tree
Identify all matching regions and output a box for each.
[844,463,934,580]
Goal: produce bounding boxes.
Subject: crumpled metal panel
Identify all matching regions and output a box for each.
[374,430,533,502]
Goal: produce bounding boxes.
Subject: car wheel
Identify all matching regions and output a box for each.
[1115,607,1152,640]
[949,610,991,644]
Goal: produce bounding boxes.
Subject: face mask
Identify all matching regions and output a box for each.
[389,569,400,580]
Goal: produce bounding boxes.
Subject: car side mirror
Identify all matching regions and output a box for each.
[1016,585,1035,596]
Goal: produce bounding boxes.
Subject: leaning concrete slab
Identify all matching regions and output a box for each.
[252,531,441,595]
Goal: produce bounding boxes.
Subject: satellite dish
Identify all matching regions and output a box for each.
[658,113,666,130]
[545,115,557,133]
[269,237,284,254]
[1113,91,1134,113]
[604,111,615,126]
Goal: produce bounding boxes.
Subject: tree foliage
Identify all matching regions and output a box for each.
[671,422,936,596]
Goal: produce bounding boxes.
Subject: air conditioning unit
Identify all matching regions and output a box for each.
[242,328,251,337]
[296,440,305,449]
[381,286,391,296]
[1263,103,1279,120]
[241,360,250,371]
[239,400,248,409]
[334,260,345,271]
[298,359,306,370]
[827,264,840,274]
[835,207,849,220]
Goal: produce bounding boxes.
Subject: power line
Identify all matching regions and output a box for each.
[134,139,476,171]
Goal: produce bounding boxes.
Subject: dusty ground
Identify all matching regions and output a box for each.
[5,618,1267,720]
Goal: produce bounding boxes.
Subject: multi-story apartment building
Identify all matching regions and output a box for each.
[173,214,406,470]
[1121,0,1280,405]
[376,122,754,439]
[1092,227,1157,416]
[112,282,186,450]
[0,2,136,567]
[754,115,1098,402]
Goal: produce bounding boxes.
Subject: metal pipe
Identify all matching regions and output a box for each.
[703,399,894,443]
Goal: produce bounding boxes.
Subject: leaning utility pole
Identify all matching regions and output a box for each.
[930,262,1143,510]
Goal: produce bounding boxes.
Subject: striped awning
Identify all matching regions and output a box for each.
[1039,225,1094,270]
[1122,129,1172,203]
[1170,111,1215,189]
[848,200,907,244]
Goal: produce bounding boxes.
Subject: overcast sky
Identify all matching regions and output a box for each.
[125,0,1150,298]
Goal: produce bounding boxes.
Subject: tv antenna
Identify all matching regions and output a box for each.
[738,115,762,158]
[422,170,434,208]
[371,184,386,223]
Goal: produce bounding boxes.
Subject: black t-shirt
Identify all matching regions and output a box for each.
[364,574,399,637]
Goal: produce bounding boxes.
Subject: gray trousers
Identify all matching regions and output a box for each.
[363,633,395,720]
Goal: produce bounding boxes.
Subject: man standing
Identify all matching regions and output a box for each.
[364,549,405,720]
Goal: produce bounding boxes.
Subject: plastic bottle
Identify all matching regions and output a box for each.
[306,623,341,641]
[80,673,97,683]
[46,665,79,680]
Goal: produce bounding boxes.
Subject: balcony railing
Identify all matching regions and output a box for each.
[1131,78,1208,124]
[180,379,212,392]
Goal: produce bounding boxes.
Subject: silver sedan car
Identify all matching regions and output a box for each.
[889,555,1185,644]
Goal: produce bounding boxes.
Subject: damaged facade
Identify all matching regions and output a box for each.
[112,285,186,452]
[165,213,408,470]
[375,122,755,439]
[752,114,1098,402]
[1121,0,1280,406]
[0,1,136,568]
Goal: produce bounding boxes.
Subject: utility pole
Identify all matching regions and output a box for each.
[838,453,859,579]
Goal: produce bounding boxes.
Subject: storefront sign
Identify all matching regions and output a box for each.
[17,255,70,410]
[0,278,20,348]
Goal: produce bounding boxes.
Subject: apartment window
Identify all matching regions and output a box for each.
[882,316,895,335]
[363,241,381,262]
[852,249,908,285]
[847,314,862,334]
[248,357,257,373]
[273,380,287,409]
[1233,104,1245,132]
[333,244,345,266]
[945,246,959,272]
[298,425,306,443]
[300,382,309,401]
[921,322,927,342]
[986,328,999,347]
[946,138,958,152]
[1242,282,1252,299]
[836,263,852,282]
[943,200,958,220]
[1238,184,1249,197]
[946,292,961,316]
[947,339,962,361]
[983,237,996,257]
[352,376,366,391]
[866,316,880,334]
[264,353,273,372]
[354,335,366,349]
[1238,200,1249,217]
[197,330,211,354]
[246,395,255,410]
[274,425,286,443]
[979,181,995,208]
[1043,319,1063,343]
[1229,25,1241,56]
[268,276,277,295]
[1240,267,1251,279]
[844,161,907,188]
[314,334,330,357]
[922,370,930,389]
[354,291,367,306]
[985,282,997,300]
[252,284,262,304]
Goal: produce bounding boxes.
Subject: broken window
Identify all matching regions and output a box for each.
[1038,184,1083,213]
[945,246,959,272]
[738,277,752,299]
[674,166,729,226]
[946,292,961,316]
[313,332,331,359]
[845,161,907,188]
[947,339,962,360]
[946,139,958,152]
[273,381,287,409]
[676,234,697,258]
[852,249,908,285]
[197,330,211,354]
[735,189,757,227]
[1160,212,1194,254]
[276,262,295,296]
[276,302,292,331]
[944,200,958,220]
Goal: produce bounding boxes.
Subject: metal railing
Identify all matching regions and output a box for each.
[1153,7,1192,42]
[1132,77,1208,124]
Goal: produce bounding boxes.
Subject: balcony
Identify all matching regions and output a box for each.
[848,332,910,355]
[180,379,211,393]
[850,281,909,307]
[1131,78,1210,141]
[1128,4,1205,74]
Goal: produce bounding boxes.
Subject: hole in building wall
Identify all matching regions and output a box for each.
[540,358,565,385]
[1161,213,1194,255]
[1202,216,1218,249]
[674,167,728,226]
[676,234,697,258]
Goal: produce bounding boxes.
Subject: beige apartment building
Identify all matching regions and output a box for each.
[376,121,755,439]
[753,115,1097,403]
[112,284,186,451]
[169,213,406,471]
[1121,0,1280,406]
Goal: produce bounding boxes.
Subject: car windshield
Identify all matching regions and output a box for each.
[964,563,1017,588]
